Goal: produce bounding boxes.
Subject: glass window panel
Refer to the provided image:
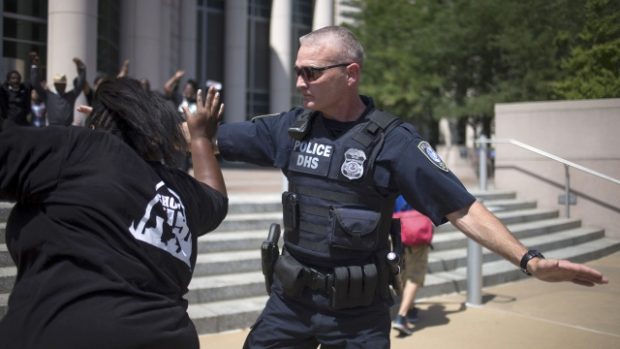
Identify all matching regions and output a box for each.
[3,40,46,63]
[205,11,224,84]
[97,0,121,76]
[3,0,47,19]
[2,17,46,42]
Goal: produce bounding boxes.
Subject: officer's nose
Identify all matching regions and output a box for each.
[295,74,308,91]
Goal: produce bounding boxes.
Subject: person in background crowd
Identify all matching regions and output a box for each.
[0,77,227,349]
[0,54,35,129]
[215,25,608,349]
[163,69,198,172]
[164,69,198,114]
[30,87,46,127]
[83,59,129,106]
[30,52,86,126]
[391,195,433,336]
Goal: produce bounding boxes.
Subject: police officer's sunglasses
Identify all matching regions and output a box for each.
[294,63,352,82]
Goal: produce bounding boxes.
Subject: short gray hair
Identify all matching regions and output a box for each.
[300,26,364,67]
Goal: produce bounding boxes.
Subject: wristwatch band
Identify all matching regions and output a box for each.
[520,249,545,276]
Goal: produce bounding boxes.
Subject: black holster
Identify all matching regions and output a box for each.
[261,223,281,295]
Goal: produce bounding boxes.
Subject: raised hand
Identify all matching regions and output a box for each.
[73,57,86,69]
[183,86,224,142]
[182,86,226,195]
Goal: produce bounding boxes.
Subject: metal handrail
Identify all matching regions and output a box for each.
[466,136,620,306]
[478,137,620,186]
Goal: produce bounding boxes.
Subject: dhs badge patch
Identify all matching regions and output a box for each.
[341,148,366,180]
[418,141,449,172]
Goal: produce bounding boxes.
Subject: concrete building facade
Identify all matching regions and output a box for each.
[0,0,359,123]
[494,98,620,239]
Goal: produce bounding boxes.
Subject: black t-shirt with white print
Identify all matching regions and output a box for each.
[0,126,227,349]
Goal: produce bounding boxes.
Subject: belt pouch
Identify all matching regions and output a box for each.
[282,192,299,242]
[348,266,364,306]
[274,254,305,297]
[330,267,350,309]
[361,264,378,306]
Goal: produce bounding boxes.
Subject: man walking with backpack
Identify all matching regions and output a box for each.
[392,195,434,335]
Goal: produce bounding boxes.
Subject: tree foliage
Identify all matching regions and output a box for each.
[349,0,619,138]
[552,0,620,99]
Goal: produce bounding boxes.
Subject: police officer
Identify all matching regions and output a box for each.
[216,26,607,349]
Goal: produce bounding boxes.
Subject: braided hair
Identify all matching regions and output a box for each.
[85,77,187,166]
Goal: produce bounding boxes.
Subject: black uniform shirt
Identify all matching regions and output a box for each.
[0,126,228,349]
[218,97,475,225]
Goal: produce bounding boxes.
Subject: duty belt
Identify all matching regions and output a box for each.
[273,251,382,310]
[304,267,333,293]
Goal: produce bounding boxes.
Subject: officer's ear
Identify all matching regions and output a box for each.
[345,63,361,86]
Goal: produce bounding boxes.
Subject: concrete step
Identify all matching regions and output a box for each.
[197,230,266,253]
[425,216,579,251]
[0,244,11,266]
[213,211,282,233]
[226,194,281,214]
[427,226,605,273]
[0,266,16,293]
[417,237,620,299]
[193,217,582,277]
[186,236,620,335]
[195,249,261,276]
[2,193,619,337]
[468,189,517,201]
[0,202,12,222]
[186,224,604,304]
[188,295,268,335]
[435,208,559,234]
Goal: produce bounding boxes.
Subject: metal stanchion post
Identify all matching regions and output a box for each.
[467,136,486,306]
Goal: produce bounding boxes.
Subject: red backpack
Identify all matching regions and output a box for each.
[392,209,434,246]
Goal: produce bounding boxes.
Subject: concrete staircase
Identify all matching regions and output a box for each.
[1,191,619,335]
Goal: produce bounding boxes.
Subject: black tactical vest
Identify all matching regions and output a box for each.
[282,109,402,268]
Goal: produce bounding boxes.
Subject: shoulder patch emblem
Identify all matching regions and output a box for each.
[418,141,449,172]
[341,148,367,180]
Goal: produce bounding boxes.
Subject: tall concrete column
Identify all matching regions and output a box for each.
[47,0,97,125]
[224,0,247,122]
[180,0,197,86]
[313,0,334,30]
[120,0,164,90]
[269,0,292,114]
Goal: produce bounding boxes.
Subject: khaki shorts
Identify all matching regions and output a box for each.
[400,244,430,286]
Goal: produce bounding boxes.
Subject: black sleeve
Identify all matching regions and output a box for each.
[0,127,66,202]
[383,125,476,225]
[153,166,228,236]
[191,182,228,235]
[72,65,86,99]
[217,111,295,168]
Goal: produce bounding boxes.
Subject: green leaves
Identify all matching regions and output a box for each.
[351,0,619,134]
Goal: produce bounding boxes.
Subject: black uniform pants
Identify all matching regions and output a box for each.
[242,289,390,349]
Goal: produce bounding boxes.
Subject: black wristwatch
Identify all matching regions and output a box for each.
[520,250,545,276]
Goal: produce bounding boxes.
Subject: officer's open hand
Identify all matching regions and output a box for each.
[529,258,608,286]
[183,86,224,142]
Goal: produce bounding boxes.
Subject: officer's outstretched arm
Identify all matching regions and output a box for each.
[446,201,607,286]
